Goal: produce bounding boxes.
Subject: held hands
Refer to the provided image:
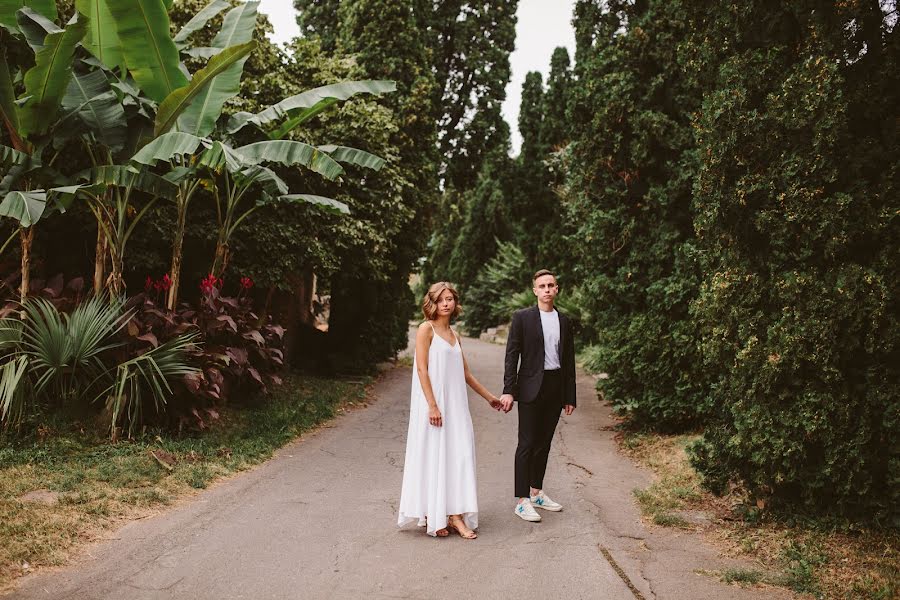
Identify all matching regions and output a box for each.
[428,405,443,427]
[499,394,514,413]
[564,404,575,416]
[487,395,503,411]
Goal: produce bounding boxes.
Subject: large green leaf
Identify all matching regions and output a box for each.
[0,189,46,226]
[75,0,124,72]
[0,0,56,30]
[172,2,257,137]
[237,165,287,196]
[130,131,207,166]
[61,70,127,150]
[227,80,397,136]
[19,14,88,137]
[275,194,349,215]
[156,40,256,136]
[0,50,20,139]
[173,0,229,48]
[235,140,344,181]
[198,139,244,172]
[105,0,188,103]
[88,165,179,199]
[0,144,28,169]
[318,145,385,171]
[15,5,59,52]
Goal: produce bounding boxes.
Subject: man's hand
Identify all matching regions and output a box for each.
[499,394,514,413]
[563,404,575,416]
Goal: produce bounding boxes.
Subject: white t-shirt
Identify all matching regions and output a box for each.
[539,308,561,370]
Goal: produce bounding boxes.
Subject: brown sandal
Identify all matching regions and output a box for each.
[447,516,477,539]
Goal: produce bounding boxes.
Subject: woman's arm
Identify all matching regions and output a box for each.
[415,323,443,426]
[458,335,502,409]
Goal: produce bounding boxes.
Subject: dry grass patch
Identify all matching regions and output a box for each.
[619,431,898,600]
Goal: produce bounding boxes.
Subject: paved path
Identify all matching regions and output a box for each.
[6,332,788,600]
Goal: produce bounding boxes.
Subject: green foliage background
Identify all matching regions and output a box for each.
[425,0,899,518]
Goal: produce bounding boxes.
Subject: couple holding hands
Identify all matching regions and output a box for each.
[398,270,576,539]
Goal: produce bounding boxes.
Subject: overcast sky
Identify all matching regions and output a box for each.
[256,0,577,156]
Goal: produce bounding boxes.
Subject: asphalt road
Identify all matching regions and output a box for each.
[6,331,788,600]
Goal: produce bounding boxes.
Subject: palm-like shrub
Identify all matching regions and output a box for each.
[0,297,198,436]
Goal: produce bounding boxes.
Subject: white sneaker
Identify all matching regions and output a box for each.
[530,490,563,511]
[514,500,541,522]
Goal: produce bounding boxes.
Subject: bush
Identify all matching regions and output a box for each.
[686,3,899,517]
[0,296,198,437]
[462,239,530,335]
[564,0,709,431]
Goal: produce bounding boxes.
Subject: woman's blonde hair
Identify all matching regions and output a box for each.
[422,281,462,321]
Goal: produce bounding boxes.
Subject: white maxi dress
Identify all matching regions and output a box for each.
[398,325,478,536]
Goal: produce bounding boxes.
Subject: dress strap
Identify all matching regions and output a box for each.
[426,320,435,333]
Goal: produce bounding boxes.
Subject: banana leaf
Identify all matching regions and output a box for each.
[18,13,88,137]
[0,0,56,30]
[14,5,59,51]
[156,40,256,136]
[0,46,21,138]
[0,189,46,226]
[0,144,27,169]
[172,2,258,137]
[227,80,397,136]
[173,0,228,48]
[105,0,188,103]
[275,193,349,215]
[318,145,385,171]
[75,0,124,73]
[235,140,343,181]
[87,165,179,199]
[130,131,208,166]
[61,69,127,150]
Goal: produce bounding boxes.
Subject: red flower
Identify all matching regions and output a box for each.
[160,273,171,291]
[200,274,219,295]
[144,276,153,292]
[240,276,253,290]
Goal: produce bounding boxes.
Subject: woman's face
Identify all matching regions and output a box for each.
[436,290,456,317]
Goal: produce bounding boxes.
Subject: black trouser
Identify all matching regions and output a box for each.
[515,369,563,498]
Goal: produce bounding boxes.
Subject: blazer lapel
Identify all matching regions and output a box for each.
[531,305,544,359]
[558,310,567,360]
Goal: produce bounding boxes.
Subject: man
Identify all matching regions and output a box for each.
[500,269,576,522]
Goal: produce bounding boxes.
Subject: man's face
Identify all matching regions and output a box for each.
[533,274,559,304]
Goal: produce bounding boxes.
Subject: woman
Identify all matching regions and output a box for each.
[398,282,502,539]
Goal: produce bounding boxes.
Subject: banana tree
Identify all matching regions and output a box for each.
[75,165,179,296]
[0,6,88,304]
[66,0,257,301]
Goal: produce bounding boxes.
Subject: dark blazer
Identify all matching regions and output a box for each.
[502,305,576,406]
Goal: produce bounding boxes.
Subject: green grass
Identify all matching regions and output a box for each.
[720,568,765,586]
[620,431,899,600]
[0,373,368,589]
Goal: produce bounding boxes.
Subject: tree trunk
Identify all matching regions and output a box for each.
[167,204,187,310]
[211,237,229,279]
[93,223,109,296]
[280,266,317,367]
[19,226,33,309]
[106,248,124,297]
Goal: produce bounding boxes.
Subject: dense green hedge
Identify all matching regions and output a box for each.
[683,2,899,517]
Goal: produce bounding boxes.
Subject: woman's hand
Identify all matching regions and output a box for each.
[487,395,503,411]
[428,405,443,427]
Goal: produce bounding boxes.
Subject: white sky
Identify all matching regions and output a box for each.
[256,0,577,157]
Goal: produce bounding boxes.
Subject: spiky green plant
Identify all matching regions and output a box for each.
[0,296,198,436]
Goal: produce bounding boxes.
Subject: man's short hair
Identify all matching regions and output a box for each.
[533,269,556,282]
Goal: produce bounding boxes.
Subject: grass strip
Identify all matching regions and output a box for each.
[0,373,368,589]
